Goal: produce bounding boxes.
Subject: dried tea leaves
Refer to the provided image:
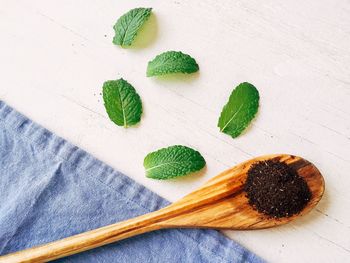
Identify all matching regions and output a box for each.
[245,160,311,218]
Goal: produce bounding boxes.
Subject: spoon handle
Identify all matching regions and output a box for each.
[0,209,167,263]
[0,176,243,263]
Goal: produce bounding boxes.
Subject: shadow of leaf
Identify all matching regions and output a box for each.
[129,13,158,49]
[152,71,200,84]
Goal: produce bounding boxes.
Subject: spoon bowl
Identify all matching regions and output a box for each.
[0,154,325,263]
[161,154,324,230]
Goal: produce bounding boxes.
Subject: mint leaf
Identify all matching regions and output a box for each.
[144,145,206,180]
[218,82,259,138]
[113,8,152,47]
[102,78,142,128]
[147,51,199,77]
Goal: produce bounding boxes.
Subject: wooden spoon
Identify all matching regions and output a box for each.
[0,154,325,263]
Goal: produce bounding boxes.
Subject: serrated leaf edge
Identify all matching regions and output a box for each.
[218,83,259,138]
[103,79,142,128]
[146,51,199,77]
[113,7,152,47]
[143,145,206,179]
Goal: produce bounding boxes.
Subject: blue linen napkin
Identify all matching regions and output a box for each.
[0,101,264,263]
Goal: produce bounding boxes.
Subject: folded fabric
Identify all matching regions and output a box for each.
[0,101,264,263]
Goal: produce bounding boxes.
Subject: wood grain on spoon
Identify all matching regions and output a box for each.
[0,154,325,263]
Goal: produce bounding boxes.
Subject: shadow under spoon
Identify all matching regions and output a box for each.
[0,154,325,263]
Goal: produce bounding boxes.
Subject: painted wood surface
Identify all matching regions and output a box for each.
[0,0,349,262]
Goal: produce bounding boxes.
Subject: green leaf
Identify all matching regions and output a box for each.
[102,78,142,128]
[113,7,152,47]
[147,51,199,77]
[144,145,206,180]
[218,82,259,138]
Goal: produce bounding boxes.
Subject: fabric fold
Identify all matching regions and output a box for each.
[0,101,264,263]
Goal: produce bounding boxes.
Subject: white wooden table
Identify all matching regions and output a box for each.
[1,0,349,262]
